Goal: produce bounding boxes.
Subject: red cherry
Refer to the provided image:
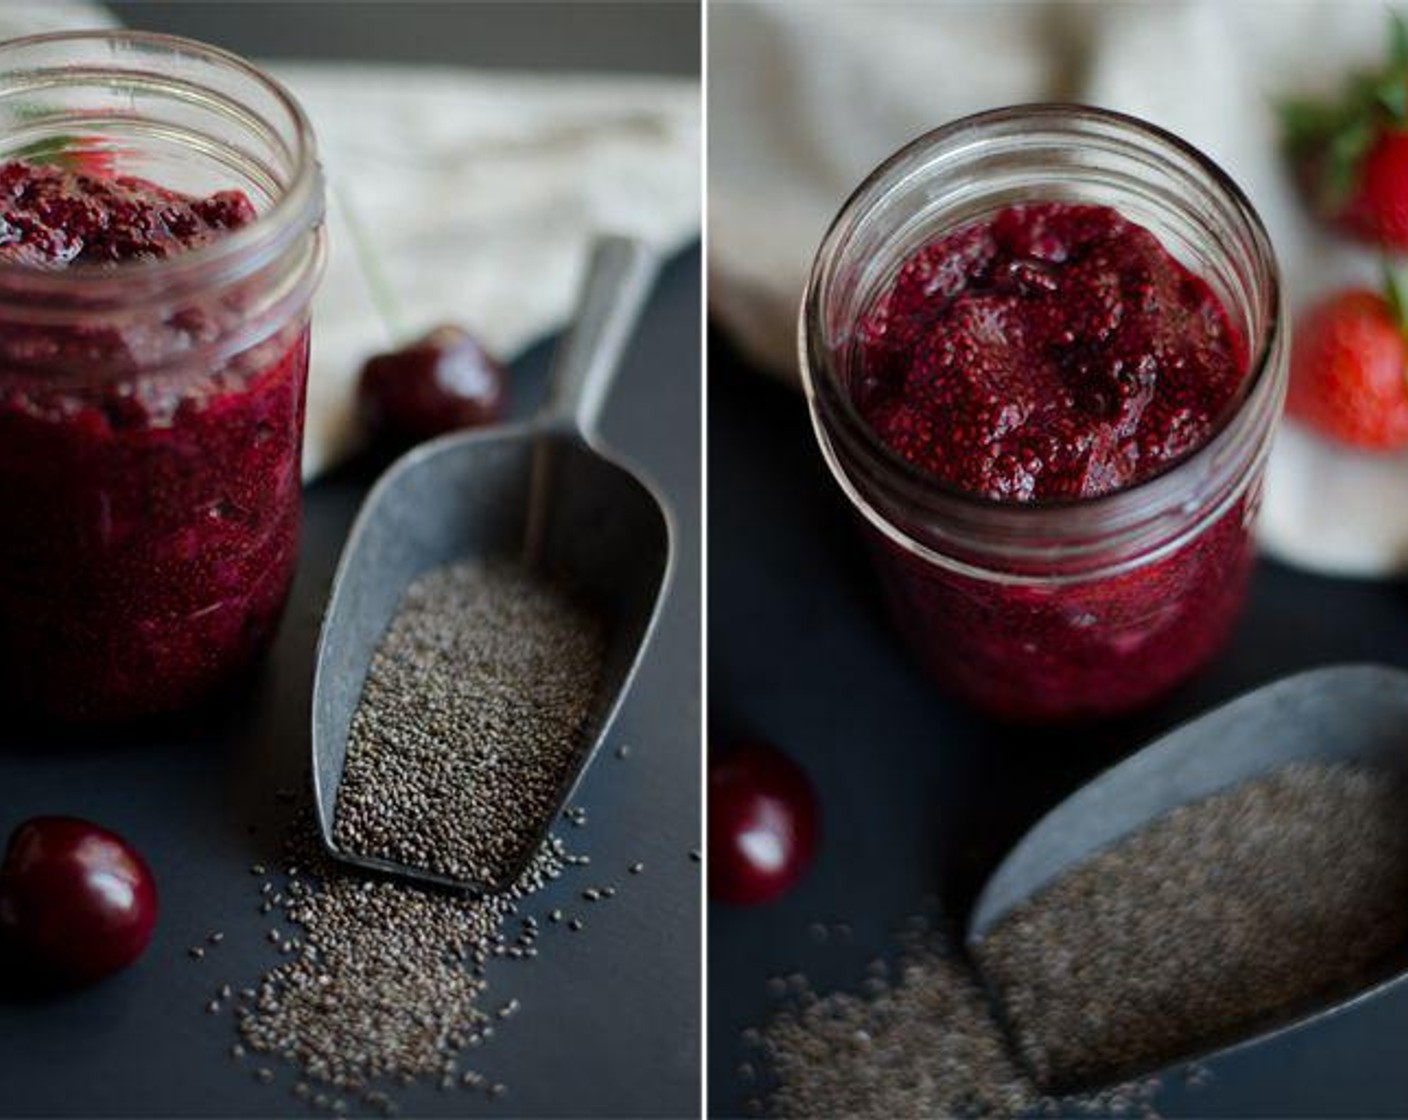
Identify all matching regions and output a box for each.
[358,325,507,446]
[0,817,158,985]
[709,742,819,905]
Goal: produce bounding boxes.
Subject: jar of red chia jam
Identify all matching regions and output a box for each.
[0,32,325,722]
[800,106,1285,723]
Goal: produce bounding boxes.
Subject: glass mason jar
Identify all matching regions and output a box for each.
[800,106,1284,723]
[0,32,326,722]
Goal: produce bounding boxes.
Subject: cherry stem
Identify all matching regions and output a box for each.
[334,182,406,344]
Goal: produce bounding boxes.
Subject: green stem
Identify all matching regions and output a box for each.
[1385,260,1408,336]
[334,183,405,343]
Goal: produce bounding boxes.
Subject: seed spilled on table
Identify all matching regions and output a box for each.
[751,762,1408,1116]
[752,925,1035,1119]
[217,556,640,1111]
[227,807,601,1113]
[333,559,607,884]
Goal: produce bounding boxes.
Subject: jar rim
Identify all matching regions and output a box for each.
[0,29,323,300]
[799,103,1285,578]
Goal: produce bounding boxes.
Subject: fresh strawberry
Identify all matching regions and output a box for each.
[1282,13,1408,249]
[1287,274,1408,451]
[1340,127,1408,246]
[9,135,117,178]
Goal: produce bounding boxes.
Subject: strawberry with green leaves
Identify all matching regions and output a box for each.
[1287,270,1408,451]
[1283,12,1408,250]
[10,136,116,179]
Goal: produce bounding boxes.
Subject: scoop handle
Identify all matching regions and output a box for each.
[542,235,660,439]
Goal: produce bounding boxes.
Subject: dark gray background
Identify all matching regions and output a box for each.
[109,1,698,76]
[0,5,700,1118]
[707,334,1408,1118]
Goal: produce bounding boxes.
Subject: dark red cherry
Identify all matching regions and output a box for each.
[0,817,158,985]
[358,324,507,445]
[709,741,819,905]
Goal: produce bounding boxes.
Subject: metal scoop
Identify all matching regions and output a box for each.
[967,663,1408,1095]
[310,235,670,892]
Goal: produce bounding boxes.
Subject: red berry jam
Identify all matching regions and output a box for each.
[0,161,309,722]
[852,203,1254,721]
[857,203,1246,500]
[0,160,255,266]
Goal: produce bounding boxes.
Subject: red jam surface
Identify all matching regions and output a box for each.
[0,161,255,266]
[852,203,1254,721]
[0,161,308,722]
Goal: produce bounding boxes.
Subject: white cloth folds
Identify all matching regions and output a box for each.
[273,65,699,478]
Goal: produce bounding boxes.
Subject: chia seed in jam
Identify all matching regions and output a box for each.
[0,160,310,722]
[852,203,1255,721]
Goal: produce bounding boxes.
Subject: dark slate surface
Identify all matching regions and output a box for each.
[706,332,1408,1119]
[0,246,700,1120]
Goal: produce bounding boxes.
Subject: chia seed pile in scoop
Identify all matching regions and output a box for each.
[333,560,607,884]
[977,762,1408,1093]
[751,762,1408,1117]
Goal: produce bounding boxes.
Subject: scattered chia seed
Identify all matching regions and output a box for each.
[189,947,205,961]
[688,848,701,863]
[752,764,1408,1115]
[977,762,1408,1092]
[629,862,645,875]
[756,932,1033,1118]
[333,561,606,885]
[615,744,631,760]
[751,928,1166,1119]
[222,795,591,1114]
[208,931,225,945]
[568,918,585,932]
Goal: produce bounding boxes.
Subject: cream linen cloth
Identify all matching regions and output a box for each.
[710,0,1403,578]
[274,65,699,478]
[2,2,701,480]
